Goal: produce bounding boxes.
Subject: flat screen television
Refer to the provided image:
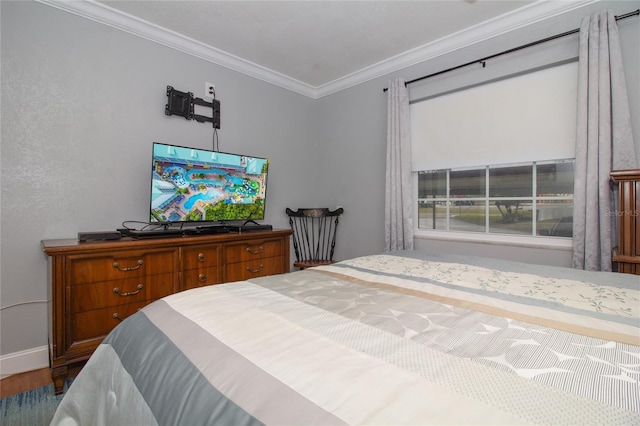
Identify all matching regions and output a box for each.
[150,142,269,224]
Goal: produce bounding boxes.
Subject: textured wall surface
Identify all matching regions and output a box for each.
[1,0,638,370]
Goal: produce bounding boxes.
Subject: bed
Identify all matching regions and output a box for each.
[51,250,639,425]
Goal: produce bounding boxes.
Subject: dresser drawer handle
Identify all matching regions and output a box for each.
[112,313,123,322]
[198,273,207,283]
[246,245,264,255]
[112,260,144,271]
[246,264,264,273]
[113,284,144,296]
[198,253,206,262]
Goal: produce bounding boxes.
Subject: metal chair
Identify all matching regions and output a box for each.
[285,207,344,269]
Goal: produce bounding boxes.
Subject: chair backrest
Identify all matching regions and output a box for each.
[285,207,344,269]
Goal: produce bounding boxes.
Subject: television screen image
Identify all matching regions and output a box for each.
[150,143,269,223]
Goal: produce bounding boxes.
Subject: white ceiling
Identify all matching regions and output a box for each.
[41,0,594,97]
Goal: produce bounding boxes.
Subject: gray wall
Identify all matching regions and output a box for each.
[317,0,640,266]
[2,0,639,365]
[0,1,319,357]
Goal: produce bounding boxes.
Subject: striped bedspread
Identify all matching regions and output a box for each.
[51,251,640,425]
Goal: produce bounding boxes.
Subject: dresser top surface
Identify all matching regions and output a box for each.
[42,229,292,255]
[611,169,640,181]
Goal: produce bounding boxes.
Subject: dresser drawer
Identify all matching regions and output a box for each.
[182,245,221,270]
[69,249,178,285]
[71,301,148,342]
[224,239,282,263]
[71,272,176,312]
[43,229,292,394]
[183,266,222,289]
[225,257,284,282]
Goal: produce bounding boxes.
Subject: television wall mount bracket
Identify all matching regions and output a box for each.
[165,85,220,129]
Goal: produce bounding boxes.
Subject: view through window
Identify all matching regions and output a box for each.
[417,160,574,237]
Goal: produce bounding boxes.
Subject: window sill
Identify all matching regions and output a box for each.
[414,230,573,251]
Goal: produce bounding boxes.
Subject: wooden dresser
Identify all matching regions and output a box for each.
[611,170,640,275]
[42,229,292,393]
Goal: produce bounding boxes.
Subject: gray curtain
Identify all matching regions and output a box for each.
[572,10,638,271]
[385,78,414,251]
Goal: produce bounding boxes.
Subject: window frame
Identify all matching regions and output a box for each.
[413,159,574,249]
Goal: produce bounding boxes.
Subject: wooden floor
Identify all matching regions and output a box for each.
[0,368,52,398]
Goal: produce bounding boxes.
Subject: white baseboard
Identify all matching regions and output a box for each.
[0,346,49,379]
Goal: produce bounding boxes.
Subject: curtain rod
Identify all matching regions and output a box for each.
[383,8,639,92]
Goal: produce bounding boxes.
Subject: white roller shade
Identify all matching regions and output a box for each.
[410,61,578,171]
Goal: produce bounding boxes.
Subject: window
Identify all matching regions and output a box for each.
[417,160,574,237]
[410,62,578,242]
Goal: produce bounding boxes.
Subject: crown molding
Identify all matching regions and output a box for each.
[315,0,599,98]
[37,0,598,99]
[36,0,318,97]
